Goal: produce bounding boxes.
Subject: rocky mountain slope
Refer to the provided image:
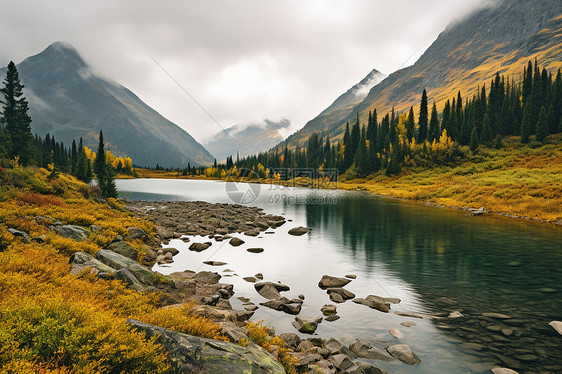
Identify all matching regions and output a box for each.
[283,0,562,146]
[0,42,214,167]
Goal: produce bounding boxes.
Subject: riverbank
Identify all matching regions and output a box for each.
[128,137,562,225]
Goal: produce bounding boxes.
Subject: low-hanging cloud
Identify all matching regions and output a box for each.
[0,0,489,142]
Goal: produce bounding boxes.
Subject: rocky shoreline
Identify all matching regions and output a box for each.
[43,198,559,373]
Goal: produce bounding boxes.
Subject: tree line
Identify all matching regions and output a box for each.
[0,61,133,197]
[196,60,560,179]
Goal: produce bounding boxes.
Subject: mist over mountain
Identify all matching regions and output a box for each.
[282,0,562,146]
[0,42,214,168]
[204,119,289,162]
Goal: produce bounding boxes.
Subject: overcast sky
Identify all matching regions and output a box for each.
[0,0,489,142]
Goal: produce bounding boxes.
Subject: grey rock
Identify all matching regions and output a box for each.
[288,226,309,236]
[325,338,356,359]
[203,261,227,266]
[244,229,260,237]
[128,319,285,374]
[254,273,264,280]
[345,274,357,279]
[255,281,290,292]
[189,242,212,251]
[69,251,116,276]
[448,311,464,318]
[325,315,340,322]
[54,225,89,241]
[297,340,315,352]
[549,320,562,335]
[281,303,302,315]
[491,368,520,374]
[256,284,282,300]
[482,312,511,319]
[329,354,354,371]
[329,293,345,303]
[310,359,336,374]
[113,268,146,292]
[386,344,421,365]
[349,339,393,361]
[293,315,322,334]
[353,296,390,313]
[127,226,147,240]
[260,297,290,311]
[229,237,245,246]
[95,249,155,285]
[162,247,179,256]
[321,304,337,316]
[89,224,103,233]
[292,352,322,367]
[318,275,351,289]
[107,241,138,260]
[244,305,258,312]
[327,287,355,300]
[279,333,301,349]
[344,362,386,374]
[400,321,416,327]
[31,234,48,243]
[243,276,257,283]
[389,328,403,339]
[195,271,221,284]
[218,322,248,343]
[247,247,264,253]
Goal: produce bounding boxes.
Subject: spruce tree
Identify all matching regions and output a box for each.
[535,106,549,143]
[481,114,493,146]
[0,61,33,164]
[418,89,429,142]
[470,127,479,152]
[546,103,556,134]
[428,102,439,141]
[520,108,531,144]
[406,106,415,141]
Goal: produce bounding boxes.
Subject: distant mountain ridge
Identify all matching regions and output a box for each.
[282,0,562,146]
[0,42,213,167]
[204,119,289,161]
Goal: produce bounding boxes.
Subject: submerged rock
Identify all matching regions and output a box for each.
[389,328,403,339]
[189,242,212,251]
[321,304,337,316]
[349,338,392,361]
[293,315,322,334]
[352,296,390,313]
[128,319,285,374]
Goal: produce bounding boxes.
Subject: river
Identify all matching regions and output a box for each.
[116,178,562,374]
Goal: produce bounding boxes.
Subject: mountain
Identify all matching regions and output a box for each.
[0,42,214,168]
[203,119,289,161]
[281,69,385,147]
[283,0,562,146]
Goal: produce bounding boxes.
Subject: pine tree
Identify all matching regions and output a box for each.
[102,162,118,198]
[418,89,429,142]
[535,106,549,143]
[428,102,439,141]
[481,114,493,146]
[0,61,33,164]
[406,106,415,141]
[470,127,479,152]
[520,107,532,144]
[546,103,556,134]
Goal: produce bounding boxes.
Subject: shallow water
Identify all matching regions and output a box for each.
[117,178,562,374]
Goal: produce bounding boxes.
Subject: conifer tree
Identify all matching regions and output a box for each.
[470,127,479,152]
[406,106,415,141]
[0,61,33,164]
[535,106,549,143]
[428,102,439,141]
[418,89,429,142]
[546,103,556,134]
[481,114,493,146]
[520,108,531,144]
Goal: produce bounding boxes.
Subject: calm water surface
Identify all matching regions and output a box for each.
[117,178,562,374]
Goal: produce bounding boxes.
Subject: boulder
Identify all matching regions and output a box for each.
[549,321,562,335]
[318,275,351,289]
[107,241,138,260]
[321,304,337,316]
[325,338,356,359]
[349,339,392,361]
[344,362,386,374]
[386,344,421,365]
[162,247,179,256]
[325,315,340,322]
[353,295,390,312]
[244,229,260,237]
[278,333,301,349]
[329,354,354,371]
[218,322,248,343]
[89,224,103,233]
[8,228,30,243]
[293,315,322,334]
[127,226,147,240]
[256,284,282,300]
[281,303,302,315]
[69,251,116,276]
[292,352,322,367]
[327,287,355,300]
[54,224,89,241]
[95,249,155,285]
[203,261,227,266]
[189,242,212,251]
[229,237,245,246]
[255,273,264,280]
[491,368,520,374]
[255,281,290,292]
[127,319,285,374]
[389,328,403,339]
[195,271,221,284]
[113,268,146,292]
[310,360,336,374]
[330,293,345,303]
[288,226,309,236]
[247,247,264,253]
[260,297,291,311]
[243,276,257,283]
